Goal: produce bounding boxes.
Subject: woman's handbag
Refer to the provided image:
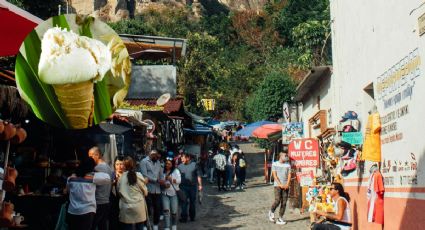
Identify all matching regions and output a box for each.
[167,170,186,202]
[171,183,186,203]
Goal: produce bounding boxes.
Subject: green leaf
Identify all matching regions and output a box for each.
[15,53,69,128]
[78,16,94,38]
[52,15,70,30]
[93,78,112,124]
[15,16,73,129]
[76,16,112,125]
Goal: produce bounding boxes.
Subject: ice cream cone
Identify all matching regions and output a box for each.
[52,80,94,129]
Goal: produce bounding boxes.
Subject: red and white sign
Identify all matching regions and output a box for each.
[289,138,319,168]
[296,171,314,186]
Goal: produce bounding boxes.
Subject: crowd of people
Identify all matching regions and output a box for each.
[63,144,352,230]
[62,142,247,230]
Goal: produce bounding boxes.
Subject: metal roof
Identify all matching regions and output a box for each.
[294,66,332,101]
[120,34,187,62]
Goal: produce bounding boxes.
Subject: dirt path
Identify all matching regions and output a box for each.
[178,141,310,230]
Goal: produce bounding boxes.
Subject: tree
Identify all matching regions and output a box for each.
[273,0,330,46]
[291,20,331,66]
[246,71,296,121]
[177,32,227,114]
[108,17,155,35]
[7,0,64,20]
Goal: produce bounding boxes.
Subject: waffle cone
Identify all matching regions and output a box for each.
[52,81,94,129]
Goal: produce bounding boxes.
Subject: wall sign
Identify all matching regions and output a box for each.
[289,138,320,168]
[342,132,363,145]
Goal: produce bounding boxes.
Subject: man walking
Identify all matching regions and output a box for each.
[178,153,203,222]
[140,150,164,230]
[88,146,113,230]
[213,149,227,191]
[268,152,291,225]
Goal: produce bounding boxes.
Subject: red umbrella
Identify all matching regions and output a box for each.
[252,124,282,139]
[0,0,42,57]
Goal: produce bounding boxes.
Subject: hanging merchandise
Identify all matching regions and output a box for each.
[367,164,385,225]
[362,113,382,162]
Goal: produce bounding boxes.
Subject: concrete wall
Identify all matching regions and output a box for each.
[127,65,177,98]
[300,74,334,138]
[330,0,425,229]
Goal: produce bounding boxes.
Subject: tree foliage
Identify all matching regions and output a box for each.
[7,0,63,20]
[246,71,296,121]
[14,0,328,122]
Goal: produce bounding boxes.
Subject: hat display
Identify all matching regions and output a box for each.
[340,111,358,122]
[342,125,357,132]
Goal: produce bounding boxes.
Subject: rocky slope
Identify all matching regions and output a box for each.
[69,0,268,22]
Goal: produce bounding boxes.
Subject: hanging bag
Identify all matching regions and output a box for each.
[168,169,186,202]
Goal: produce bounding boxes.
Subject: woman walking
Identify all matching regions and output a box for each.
[110,156,125,230]
[118,156,149,230]
[235,151,247,190]
[162,157,181,230]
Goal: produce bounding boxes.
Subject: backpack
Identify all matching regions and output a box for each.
[215,154,226,171]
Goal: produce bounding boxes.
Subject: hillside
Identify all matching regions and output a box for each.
[69,0,268,22]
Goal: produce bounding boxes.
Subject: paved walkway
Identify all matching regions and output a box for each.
[179,141,310,229]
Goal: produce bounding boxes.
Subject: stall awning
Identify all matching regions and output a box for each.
[185,111,211,126]
[267,130,282,142]
[184,124,213,135]
[0,0,42,56]
[120,34,187,61]
[123,98,183,114]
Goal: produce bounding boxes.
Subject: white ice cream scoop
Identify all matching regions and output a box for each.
[38,27,112,84]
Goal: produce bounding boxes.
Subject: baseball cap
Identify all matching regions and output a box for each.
[340,111,358,122]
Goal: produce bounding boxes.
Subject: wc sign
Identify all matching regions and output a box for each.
[288,138,320,168]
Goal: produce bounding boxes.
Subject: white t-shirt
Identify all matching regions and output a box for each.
[272,161,290,187]
[162,169,181,196]
[67,172,110,215]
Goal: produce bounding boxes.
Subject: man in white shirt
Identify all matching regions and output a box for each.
[268,152,291,225]
[88,147,113,230]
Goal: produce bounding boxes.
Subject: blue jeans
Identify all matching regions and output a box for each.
[226,165,234,187]
[180,185,197,220]
[162,194,178,228]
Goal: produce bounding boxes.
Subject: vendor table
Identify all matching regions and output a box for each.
[10,194,66,230]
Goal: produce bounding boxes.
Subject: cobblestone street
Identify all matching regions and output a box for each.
[179,141,310,230]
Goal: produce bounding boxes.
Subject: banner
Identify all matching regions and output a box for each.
[282,122,304,144]
[342,132,363,145]
[201,99,215,111]
[289,138,320,168]
[296,171,314,186]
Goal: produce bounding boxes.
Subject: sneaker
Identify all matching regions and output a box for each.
[268,210,275,222]
[276,218,287,225]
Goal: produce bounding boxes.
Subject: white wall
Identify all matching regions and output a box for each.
[331,0,425,193]
[301,75,334,137]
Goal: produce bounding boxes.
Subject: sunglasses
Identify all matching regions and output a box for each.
[166,157,173,161]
